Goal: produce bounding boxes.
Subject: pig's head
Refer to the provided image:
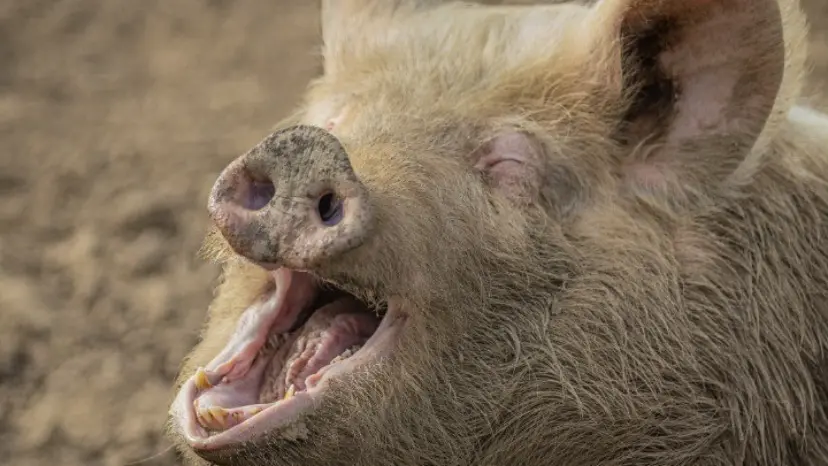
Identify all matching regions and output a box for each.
[168,0,813,465]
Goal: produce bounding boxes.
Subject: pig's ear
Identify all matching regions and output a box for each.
[588,0,793,192]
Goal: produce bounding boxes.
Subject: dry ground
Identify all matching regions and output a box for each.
[0,1,826,465]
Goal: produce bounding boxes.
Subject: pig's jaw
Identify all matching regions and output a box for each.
[170,267,406,452]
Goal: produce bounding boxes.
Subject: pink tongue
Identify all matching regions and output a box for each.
[259,297,380,403]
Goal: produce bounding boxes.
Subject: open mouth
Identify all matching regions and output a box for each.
[171,267,406,451]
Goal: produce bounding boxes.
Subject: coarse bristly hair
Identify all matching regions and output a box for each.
[167,0,828,465]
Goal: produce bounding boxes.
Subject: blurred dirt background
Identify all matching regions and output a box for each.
[0,1,826,465]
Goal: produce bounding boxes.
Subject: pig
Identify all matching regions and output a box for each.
[166,0,828,465]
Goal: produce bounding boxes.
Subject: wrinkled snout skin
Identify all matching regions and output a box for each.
[169,1,828,465]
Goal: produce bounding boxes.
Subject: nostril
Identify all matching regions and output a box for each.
[317,192,344,226]
[247,179,275,211]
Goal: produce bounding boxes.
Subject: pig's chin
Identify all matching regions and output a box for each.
[171,267,406,452]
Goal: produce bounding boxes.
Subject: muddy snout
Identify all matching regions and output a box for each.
[207,125,373,269]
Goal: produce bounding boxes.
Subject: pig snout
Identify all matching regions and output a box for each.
[207,125,374,269]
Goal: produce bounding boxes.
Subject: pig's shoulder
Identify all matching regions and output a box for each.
[787,104,828,132]
[771,104,828,172]
[755,104,828,196]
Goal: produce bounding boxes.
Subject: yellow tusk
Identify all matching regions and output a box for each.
[284,384,296,400]
[209,407,228,429]
[194,367,213,390]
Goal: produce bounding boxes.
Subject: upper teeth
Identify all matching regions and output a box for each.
[194,367,214,390]
[284,384,297,400]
